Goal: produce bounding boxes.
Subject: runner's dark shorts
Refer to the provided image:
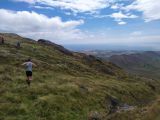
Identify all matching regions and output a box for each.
[26,71,32,77]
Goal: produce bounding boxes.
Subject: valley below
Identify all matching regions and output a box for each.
[83,50,160,80]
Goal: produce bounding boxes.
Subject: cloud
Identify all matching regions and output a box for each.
[118,21,126,25]
[111,3,124,10]
[110,11,137,20]
[32,5,54,10]
[123,0,160,22]
[12,0,160,24]
[130,31,142,36]
[109,11,138,25]
[14,0,35,4]
[93,10,138,25]
[0,9,85,43]
[12,0,111,14]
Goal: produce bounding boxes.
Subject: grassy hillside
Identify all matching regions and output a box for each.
[0,33,160,120]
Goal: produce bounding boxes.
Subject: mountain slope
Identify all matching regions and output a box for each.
[1,33,160,120]
[108,51,160,79]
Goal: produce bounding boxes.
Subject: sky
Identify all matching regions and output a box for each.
[0,0,160,50]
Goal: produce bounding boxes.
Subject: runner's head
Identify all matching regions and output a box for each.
[27,58,31,62]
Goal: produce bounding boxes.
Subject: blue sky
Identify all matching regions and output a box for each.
[0,0,160,50]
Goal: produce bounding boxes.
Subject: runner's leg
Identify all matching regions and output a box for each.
[26,76,30,86]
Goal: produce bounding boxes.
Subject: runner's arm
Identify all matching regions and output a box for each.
[32,63,37,67]
[21,62,26,66]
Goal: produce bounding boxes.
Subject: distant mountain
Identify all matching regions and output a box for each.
[82,50,141,58]
[108,51,160,79]
[83,50,160,79]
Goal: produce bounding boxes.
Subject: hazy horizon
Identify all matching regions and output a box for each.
[63,44,160,51]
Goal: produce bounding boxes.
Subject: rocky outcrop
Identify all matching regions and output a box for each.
[38,39,73,56]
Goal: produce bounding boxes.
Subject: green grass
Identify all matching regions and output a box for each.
[0,33,160,120]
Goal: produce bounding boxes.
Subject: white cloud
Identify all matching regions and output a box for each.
[123,0,160,22]
[12,0,160,24]
[12,0,111,13]
[14,0,35,4]
[0,9,85,43]
[111,3,124,10]
[109,11,138,25]
[110,11,138,20]
[118,21,126,25]
[32,5,54,10]
[131,31,142,36]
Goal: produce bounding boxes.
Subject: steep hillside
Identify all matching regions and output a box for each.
[1,33,160,120]
[108,51,160,79]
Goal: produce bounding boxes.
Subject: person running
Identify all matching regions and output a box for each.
[22,58,37,86]
[0,36,4,44]
[16,41,21,49]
